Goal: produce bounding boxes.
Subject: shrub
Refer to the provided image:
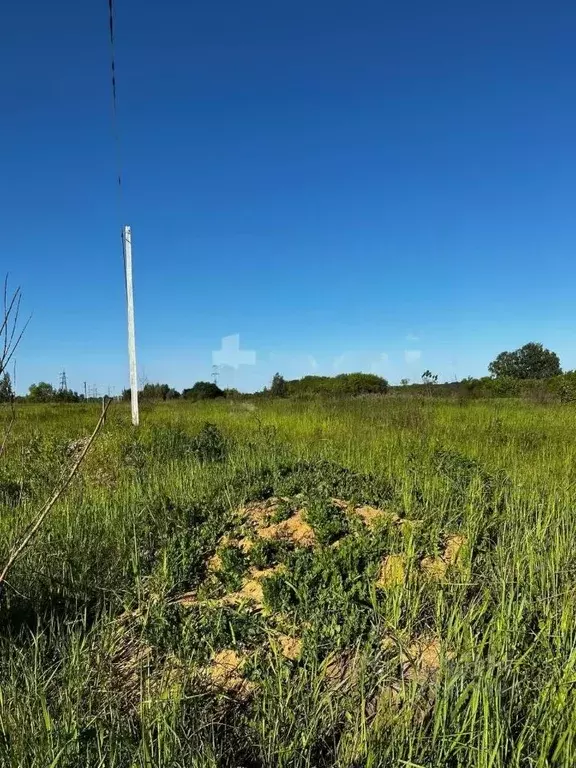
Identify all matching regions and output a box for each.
[140,383,179,400]
[182,381,224,401]
[27,382,56,402]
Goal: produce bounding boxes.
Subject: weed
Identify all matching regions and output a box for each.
[304,499,350,545]
[269,499,295,524]
[249,538,289,569]
[217,543,250,591]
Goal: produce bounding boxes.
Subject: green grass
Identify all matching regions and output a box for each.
[0,396,575,766]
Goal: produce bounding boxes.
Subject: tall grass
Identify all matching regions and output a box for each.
[0,397,575,766]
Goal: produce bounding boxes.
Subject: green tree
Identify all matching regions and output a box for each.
[28,382,56,402]
[421,370,438,385]
[141,383,171,400]
[0,373,14,403]
[489,343,561,380]
[334,372,388,395]
[182,381,224,401]
[123,384,180,401]
[54,388,81,403]
[270,373,288,397]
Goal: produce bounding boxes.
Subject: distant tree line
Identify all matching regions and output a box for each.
[27,381,83,403]
[0,377,84,404]
[118,373,390,402]
[6,342,574,406]
[269,372,389,398]
[123,383,181,401]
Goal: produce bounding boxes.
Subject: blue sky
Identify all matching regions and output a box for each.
[2,1,576,393]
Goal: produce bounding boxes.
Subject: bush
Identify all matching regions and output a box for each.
[27,382,56,402]
[182,381,224,401]
[140,383,180,401]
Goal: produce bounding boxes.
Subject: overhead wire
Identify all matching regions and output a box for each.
[107,0,125,219]
[107,0,131,285]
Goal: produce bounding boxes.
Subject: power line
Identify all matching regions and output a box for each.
[107,0,124,200]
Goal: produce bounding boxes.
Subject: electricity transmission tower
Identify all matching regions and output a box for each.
[212,365,220,386]
[58,370,68,392]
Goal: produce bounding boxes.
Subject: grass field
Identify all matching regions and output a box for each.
[0,396,575,767]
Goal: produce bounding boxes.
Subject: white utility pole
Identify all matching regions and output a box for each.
[123,225,139,426]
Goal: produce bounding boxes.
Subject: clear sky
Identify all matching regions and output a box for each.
[2,1,576,393]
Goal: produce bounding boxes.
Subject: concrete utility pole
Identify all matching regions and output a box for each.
[122,225,139,426]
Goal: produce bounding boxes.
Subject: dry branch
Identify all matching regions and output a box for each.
[0,276,29,378]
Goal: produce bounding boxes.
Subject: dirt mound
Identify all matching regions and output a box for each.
[225,566,283,609]
[258,511,316,546]
[243,497,290,526]
[443,533,467,565]
[276,634,302,660]
[401,636,442,683]
[421,533,468,580]
[352,504,400,528]
[242,497,316,546]
[206,649,255,697]
[244,496,402,548]
[170,499,464,709]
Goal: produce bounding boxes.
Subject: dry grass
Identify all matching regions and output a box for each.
[377,554,406,587]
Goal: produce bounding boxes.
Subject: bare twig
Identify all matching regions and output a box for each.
[0,398,113,593]
[0,276,30,379]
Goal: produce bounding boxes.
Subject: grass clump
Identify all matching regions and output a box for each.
[191,422,228,462]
